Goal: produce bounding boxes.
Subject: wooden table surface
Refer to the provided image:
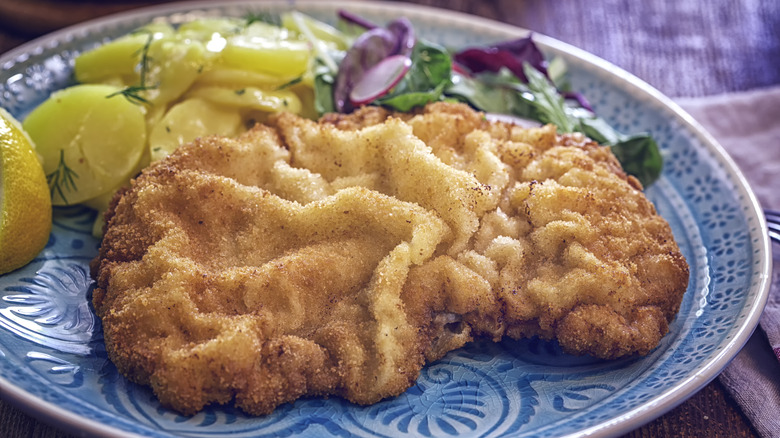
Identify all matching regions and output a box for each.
[1,0,777,437]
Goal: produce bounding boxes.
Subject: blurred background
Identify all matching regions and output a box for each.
[1,0,778,97]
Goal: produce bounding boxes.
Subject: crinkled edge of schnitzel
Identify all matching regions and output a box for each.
[91,102,688,415]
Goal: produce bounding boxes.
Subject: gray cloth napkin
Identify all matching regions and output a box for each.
[677,85,780,438]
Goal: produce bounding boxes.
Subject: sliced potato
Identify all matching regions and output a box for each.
[23,84,147,205]
[186,85,302,114]
[149,98,242,162]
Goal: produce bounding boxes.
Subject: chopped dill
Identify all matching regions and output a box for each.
[234,88,246,95]
[276,76,303,90]
[46,149,79,205]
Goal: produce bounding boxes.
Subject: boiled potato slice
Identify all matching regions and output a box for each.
[186,86,302,114]
[194,67,298,89]
[149,98,242,162]
[142,38,209,106]
[74,23,174,84]
[23,84,147,205]
[221,36,309,77]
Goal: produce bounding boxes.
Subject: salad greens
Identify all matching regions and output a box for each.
[317,10,663,187]
[312,52,344,115]
[374,41,451,111]
[521,65,662,187]
[453,34,548,82]
[332,17,415,112]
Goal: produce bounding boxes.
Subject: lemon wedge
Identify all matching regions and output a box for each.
[0,107,52,275]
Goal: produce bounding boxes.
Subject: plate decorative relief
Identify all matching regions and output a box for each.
[0,2,769,437]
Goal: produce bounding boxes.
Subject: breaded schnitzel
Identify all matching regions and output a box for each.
[91,102,688,415]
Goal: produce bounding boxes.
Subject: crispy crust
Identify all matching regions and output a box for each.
[91,102,688,415]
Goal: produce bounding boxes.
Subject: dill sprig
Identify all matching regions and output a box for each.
[108,31,157,105]
[107,84,155,105]
[46,149,79,205]
[275,76,303,90]
[135,30,155,84]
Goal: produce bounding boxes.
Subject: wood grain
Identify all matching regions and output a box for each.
[0,0,776,437]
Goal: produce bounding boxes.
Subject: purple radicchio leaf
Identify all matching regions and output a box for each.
[333,17,415,112]
[562,91,594,112]
[453,34,547,82]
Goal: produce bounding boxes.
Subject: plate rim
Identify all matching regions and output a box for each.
[526,16,773,438]
[0,1,772,437]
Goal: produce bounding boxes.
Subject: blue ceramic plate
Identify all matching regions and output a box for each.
[0,2,771,437]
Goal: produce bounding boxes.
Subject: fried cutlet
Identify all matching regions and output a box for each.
[90,102,689,416]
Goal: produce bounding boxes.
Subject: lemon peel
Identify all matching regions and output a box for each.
[0,107,52,275]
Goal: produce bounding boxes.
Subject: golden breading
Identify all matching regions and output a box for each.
[91,102,688,416]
